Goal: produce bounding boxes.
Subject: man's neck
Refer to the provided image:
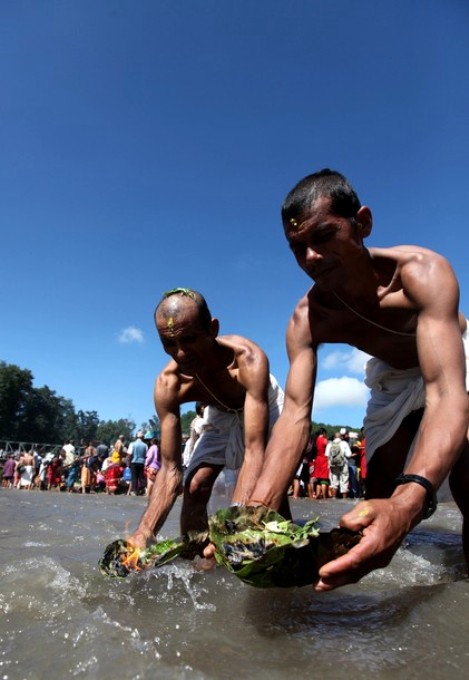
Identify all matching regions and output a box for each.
[197,341,235,376]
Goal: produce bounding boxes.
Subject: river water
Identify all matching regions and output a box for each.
[1,484,468,680]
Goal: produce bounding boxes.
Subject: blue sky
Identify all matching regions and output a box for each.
[2,0,468,432]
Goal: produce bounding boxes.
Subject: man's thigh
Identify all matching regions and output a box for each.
[449,435,469,513]
[366,408,423,498]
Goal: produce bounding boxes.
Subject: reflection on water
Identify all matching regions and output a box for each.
[0,489,467,680]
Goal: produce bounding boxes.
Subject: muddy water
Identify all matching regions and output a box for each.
[0,485,467,680]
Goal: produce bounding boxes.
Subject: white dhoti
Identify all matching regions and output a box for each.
[19,465,34,487]
[185,374,284,477]
[363,325,469,463]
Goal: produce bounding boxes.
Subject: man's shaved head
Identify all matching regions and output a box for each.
[154,288,213,332]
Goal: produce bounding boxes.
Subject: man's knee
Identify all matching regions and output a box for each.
[185,476,209,500]
[184,465,220,501]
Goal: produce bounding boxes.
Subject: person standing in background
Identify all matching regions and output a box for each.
[128,431,148,496]
[145,436,160,496]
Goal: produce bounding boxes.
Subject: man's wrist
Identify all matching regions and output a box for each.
[394,473,438,519]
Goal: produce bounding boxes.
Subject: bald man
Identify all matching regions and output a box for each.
[129,288,284,549]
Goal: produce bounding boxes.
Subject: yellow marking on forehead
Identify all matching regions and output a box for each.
[288,216,309,231]
[167,317,175,334]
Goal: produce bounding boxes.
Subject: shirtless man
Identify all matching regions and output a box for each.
[249,169,469,590]
[129,288,284,548]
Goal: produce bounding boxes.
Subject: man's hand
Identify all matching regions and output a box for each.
[127,527,155,551]
[202,542,216,558]
[314,499,413,591]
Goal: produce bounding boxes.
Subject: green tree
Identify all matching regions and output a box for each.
[60,398,81,442]
[75,410,100,445]
[0,362,34,439]
[96,418,135,447]
[21,385,65,442]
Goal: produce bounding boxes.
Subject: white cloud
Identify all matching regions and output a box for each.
[314,376,369,409]
[118,326,144,344]
[322,347,371,375]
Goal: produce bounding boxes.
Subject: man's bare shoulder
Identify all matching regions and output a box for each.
[216,335,271,390]
[370,244,437,256]
[156,360,179,385]
[287,291,316,348]
[217,334,268,362]
[290,292,312,325]
[154,362,192,408]
[369,244,450,269]
[370,245,458,299]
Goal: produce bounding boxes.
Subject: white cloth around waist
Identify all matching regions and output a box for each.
[363,323,469,463]
[184,374,284,476]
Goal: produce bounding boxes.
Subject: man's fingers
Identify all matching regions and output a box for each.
[314,525,394,591]
[203,542,216,558]
[314,549,372,592]
[315,566,368,592]
[339,500,376,531]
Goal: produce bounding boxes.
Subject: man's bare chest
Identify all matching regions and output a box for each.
[179,368,246,412]
[309,295,419,368]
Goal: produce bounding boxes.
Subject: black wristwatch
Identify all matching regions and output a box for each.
[394,473,438,519]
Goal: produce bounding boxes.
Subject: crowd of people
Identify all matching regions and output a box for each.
[0,423,366,503]
[291,428,367,501]
[0,432,161,497]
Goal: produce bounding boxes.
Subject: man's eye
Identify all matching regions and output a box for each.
[290,244,305,257]
[312,230,335,244]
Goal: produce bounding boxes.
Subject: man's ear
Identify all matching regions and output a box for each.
[355,206,372,238]
[210,318,220,338]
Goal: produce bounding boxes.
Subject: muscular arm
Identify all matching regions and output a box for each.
[317,254,469,590]
[247,298,317,509]
[129,371,184,549]
[231,351,270,504]
[403,265,468,485]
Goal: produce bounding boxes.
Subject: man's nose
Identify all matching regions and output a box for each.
[305,246,322,263]
[175,345,188,361]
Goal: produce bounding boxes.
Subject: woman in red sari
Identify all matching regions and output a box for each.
[311,429,331,500]
[47,455,63,491]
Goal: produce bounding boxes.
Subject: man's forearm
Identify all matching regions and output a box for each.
[135,465,182,538]
[406,402,468,486]
[232,446,264,504]
[248,416,310,509]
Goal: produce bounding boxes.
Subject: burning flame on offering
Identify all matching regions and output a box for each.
[120,545,143,572]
